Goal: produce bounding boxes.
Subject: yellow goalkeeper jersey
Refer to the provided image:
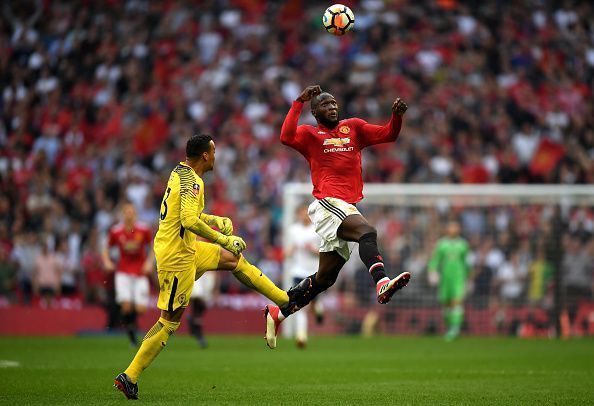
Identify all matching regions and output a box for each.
[154,162,205,270]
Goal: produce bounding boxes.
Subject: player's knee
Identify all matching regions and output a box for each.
[358,227,377,242]
[219,249,240,270]
[158,317,181,335]
[120,302,133,314]
[192,298,206,314]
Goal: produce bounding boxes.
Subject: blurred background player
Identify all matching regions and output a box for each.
[114,134,293,399]
[102,202,153,347]
[265,85,411,348]
[428,221,470,341]
[188,270,217,348]
[285,204,323,348]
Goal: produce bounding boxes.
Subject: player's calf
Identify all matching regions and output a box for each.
[286,272,334,313]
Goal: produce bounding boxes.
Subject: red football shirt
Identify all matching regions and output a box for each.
[107,223,152,276]
[280,101,403,204]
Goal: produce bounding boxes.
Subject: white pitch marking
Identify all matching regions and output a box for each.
[0,360,21,368]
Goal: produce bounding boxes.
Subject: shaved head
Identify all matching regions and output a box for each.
[311,92,334,111]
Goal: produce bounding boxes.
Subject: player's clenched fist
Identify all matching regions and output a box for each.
[213,216,233,235]
[392,98,407,116]
[218,217,233,235]
[297,85,322,103]
[201,213,234,235]
[218,235,247,256]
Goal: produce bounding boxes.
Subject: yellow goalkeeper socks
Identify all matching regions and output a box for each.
[232,255,289,306]
[124,317,180,383]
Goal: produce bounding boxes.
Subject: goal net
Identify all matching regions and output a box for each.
[282,183,594,338]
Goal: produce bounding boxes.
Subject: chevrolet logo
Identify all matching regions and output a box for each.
[323,137,350,146]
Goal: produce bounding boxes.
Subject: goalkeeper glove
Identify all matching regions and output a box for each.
[216,234,247,256]
[428,271,439,287]
[202,214,234,236]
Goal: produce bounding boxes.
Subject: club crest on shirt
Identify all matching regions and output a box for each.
[323,137,350,146]
[192,183,200,195]
[339,125,350,134]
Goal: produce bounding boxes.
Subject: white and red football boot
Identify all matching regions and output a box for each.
[376,272,411,304]
[264,304,283,349]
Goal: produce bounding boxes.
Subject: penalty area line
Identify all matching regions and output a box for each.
[0,360,21,368]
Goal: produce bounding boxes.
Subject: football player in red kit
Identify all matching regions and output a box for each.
[264,85,411,348]
[103,202,154,346]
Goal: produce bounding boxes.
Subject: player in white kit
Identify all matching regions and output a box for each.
[286,205,324,348]
[188,271,217,348]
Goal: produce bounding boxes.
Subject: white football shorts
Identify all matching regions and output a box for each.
[115,272,150,307]
[191,270,216,301]
[307,197,360,261]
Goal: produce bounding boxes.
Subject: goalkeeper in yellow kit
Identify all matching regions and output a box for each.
[114,134,292,400]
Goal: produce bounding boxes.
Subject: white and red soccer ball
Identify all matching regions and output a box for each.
[322,4,355,36]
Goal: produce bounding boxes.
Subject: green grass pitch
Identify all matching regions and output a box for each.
[0,335,592,405]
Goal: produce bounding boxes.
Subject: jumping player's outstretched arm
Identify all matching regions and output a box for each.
[357,97,408,149]
[280,85,321,153]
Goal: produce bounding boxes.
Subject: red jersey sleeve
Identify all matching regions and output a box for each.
[280,101,308,155]
[352,114,402,149]
[107,228,116,248]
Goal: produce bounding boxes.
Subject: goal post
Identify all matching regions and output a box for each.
[282,183,594,338]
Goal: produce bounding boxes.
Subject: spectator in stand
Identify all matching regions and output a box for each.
[10,232,41,305]
[562,235,594,336]
[527,244,553,306]
[81,228,107,306]
[0,1,592,329]
[496,251,528,305]
[33,240,63,307]
[471,237,500,308]
[57,238,78,297]
[0,244,17,304]
[494,251,529,334]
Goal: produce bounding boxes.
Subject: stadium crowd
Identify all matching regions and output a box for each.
[0,0,592,333]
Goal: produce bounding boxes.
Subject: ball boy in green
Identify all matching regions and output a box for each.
[428,221,470,341]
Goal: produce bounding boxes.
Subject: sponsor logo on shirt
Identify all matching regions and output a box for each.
[323,137,350,146]
[317,131,327,134]
[121,238,141,252]
[323,137,353,153]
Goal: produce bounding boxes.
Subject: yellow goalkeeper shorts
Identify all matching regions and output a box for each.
[157,241,221,312]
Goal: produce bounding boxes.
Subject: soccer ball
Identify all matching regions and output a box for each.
[322,4,355,36]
